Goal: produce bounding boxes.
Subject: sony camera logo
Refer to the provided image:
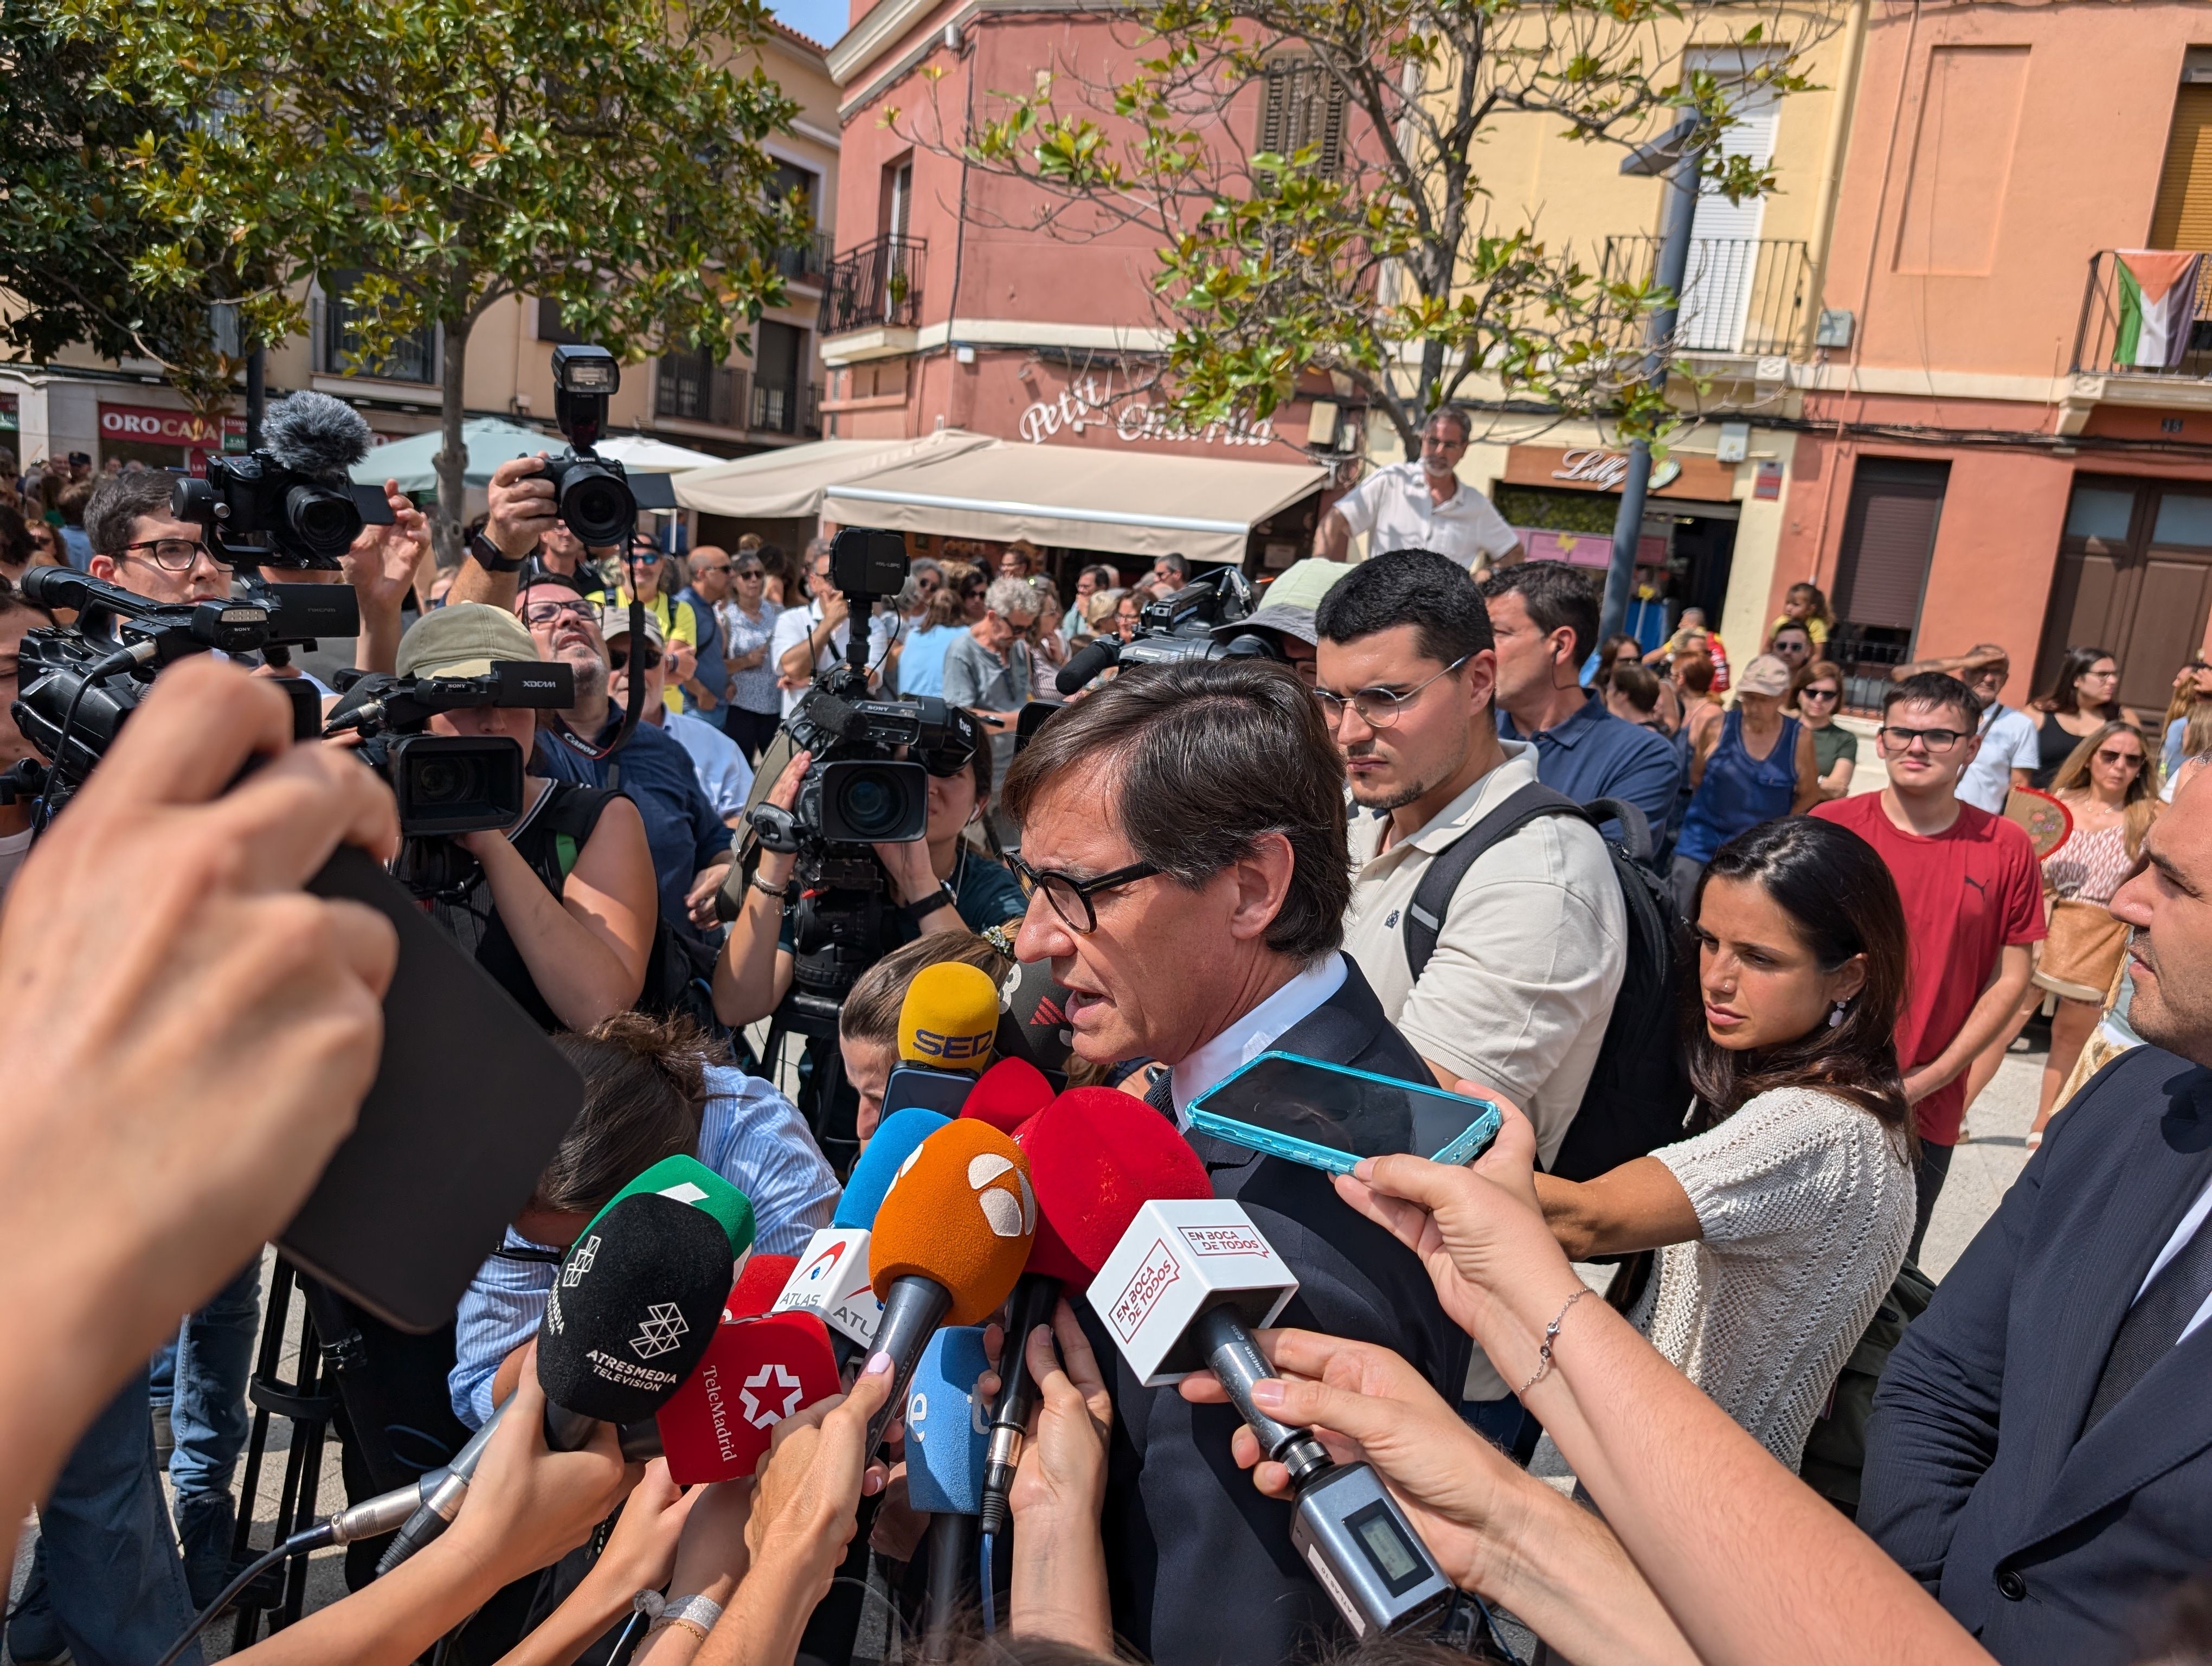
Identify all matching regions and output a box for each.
[1108,1238,1182,1342]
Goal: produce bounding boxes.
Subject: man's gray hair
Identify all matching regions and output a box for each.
[85,470,178,555]
[985,575,1039,619]
[1424,404,1474,444]
[805,536,834,562]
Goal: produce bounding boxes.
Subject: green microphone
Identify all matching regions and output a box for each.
[583,1154,756,1258]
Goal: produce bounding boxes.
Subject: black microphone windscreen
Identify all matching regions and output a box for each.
[1000,956,1075,1073]
[536,1193,734,1425]
[1056,638,1121,696]
[261,390,375,483]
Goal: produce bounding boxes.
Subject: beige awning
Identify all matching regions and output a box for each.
[673,428,994,520]
[822,443,1328,566]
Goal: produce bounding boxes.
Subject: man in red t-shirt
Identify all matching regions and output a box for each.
[1814,671,2042,1259]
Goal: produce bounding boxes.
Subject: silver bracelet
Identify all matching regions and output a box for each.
[1516,1286,1592,1396]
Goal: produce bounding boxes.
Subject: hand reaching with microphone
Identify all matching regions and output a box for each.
[0,660,398,1554]
[1178,1329,1696,1666]
[497,1458,699,1666]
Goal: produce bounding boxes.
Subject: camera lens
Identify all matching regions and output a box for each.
[285,485,365,559]
[411,755,482,808]
[558,464,636,548]
[834,765,911,840]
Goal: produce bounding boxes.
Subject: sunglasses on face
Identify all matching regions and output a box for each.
[608,643,662,671]
[2096,747,2145,769]
[1799,685,1841,702]
[735,566,764,580]
[693,562,731,576]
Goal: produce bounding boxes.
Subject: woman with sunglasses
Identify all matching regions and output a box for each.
[1790,658,1858,801]
[709,708,1026,1030]
[718,554,783,762]
[2027,721,2161,1144]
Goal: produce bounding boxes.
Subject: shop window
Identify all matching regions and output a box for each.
[537,299,585,344]
[1256,55,1346,175]
[2152,491,2212,545]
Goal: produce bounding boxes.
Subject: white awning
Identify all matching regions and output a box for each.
[673,428,994,520]
[822,443,1327,566]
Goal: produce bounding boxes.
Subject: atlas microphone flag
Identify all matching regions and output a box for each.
[776,1107,952,1356]
[2117,250,2207,371]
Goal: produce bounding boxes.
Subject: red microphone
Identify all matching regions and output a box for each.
[656,1298,842,1484]
[728,1253,799,1319]
[960,1057,1055,1136]
[978,1088,1213,1535]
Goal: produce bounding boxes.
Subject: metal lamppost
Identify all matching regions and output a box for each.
[1599,116,1709,646]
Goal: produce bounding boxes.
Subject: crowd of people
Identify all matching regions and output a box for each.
[2,432,2211,1666]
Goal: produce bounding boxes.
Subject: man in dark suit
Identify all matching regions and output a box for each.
[1001,659,1469,1666]
[1860,771,2212,1664]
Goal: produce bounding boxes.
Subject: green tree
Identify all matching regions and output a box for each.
[902,0,1831,457]
[59,0,806,559]
[0,6,265,416]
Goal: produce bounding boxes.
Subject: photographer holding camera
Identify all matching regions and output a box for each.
[398,603,658,1031]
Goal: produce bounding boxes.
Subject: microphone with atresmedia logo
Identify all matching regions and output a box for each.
[1088,1200,1454,1639]
[376,1156,752,1574]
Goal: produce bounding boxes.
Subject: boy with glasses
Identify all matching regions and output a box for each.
[1815,671,2043,1256]
[1891,643,2037,815]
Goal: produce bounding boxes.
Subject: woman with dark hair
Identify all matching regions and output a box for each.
[1533,815,1917,1464]
[1791,657,1859,799]
[2029,644,2123,788]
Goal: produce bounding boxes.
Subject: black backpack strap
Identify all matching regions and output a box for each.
[1403,783,1587,982]
[1581,796,1655,864]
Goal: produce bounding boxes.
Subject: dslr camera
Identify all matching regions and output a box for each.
[532,345,679,547]
[735,527,982,993]
[325,661,575,897]
[1053,564,1282,694]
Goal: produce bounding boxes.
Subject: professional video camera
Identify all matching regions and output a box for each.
[1054,564,1283,694]
[170,393,398,568]
[323,661,576,898]
[533,345,678,546]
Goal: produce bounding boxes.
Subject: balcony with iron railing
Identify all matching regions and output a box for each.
[776,232,832,288]
[655,351,746,427]
[2072,249,2212,380]
[1599,236,1812,360]
[818,235,925,337]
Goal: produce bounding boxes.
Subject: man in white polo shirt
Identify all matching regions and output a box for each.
[1314,405,1523,574]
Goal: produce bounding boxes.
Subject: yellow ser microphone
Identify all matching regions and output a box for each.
[886,962,1001,1119]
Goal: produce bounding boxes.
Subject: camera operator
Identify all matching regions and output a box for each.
[998,658,1469,1666]
[82,470,231,607]
[0,579,53,901]
[770,537,898,717]
[448,454,616,613]
[509,573,735,938]
[400,603,658,1031]
[709,706,1023,1030]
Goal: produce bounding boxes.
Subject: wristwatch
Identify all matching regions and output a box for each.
[901,879,957,923]
[467,529,527,573]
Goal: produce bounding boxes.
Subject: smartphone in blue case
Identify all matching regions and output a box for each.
[1187,1051,1502,1176]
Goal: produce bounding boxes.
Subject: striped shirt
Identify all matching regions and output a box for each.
[448,1063,841,1427]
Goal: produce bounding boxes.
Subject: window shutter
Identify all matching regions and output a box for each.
[1834,459,1950,632]
[2151,84,2212,251]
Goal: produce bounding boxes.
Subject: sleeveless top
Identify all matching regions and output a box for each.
[2043,817,2134,909]
[1677,708,1802,863]
[426,780,616,1031]
[2031,712,2089,790]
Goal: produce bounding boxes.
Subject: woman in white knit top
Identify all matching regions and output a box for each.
[1535,816,1917,1466]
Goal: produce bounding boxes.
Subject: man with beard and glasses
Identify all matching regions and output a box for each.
[1317,549,1625,1461]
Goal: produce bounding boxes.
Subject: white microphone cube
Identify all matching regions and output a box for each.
[1087,1199,1298,1386]
[771,1227,885,1348]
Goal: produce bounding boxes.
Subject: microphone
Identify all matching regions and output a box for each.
[959,1057,1054,1137]
[1086,1201,1454,1639]
[377,1158,749,1573]
[657,1308,843,1485]
[862,1119,1035,1454]
[906,1325,993,1655]
[261,390,375,482]
[729,1253,799,1318]
[886,963,1001,1119]
[996,958,1076,1075]
[775,1108,951,1358]
[1056,637,1121,695]
[978,1090,1212,1537]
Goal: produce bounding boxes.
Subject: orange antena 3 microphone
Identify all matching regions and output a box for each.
[862,1119,1036,1454]
[885,962,1002,1119]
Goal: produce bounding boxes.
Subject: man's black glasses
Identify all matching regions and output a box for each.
[1005,854,1161,933]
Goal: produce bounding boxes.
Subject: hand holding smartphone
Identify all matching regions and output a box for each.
[1187,1053,1501,1176]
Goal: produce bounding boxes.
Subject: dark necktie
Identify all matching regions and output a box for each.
[2086,1208,2212,1429]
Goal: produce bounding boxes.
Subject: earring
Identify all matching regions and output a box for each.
[1828,999,1849,1028]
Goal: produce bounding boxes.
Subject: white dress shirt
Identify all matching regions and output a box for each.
[2136,1175,2212,1349]
[1331,460,1520,569]
[1168,952,1349,1126]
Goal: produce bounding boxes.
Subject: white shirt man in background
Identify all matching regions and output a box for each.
[770,536,898,716]
[1315,406,1523,575]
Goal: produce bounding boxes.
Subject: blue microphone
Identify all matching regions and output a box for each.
[833,1107,950,1229]
[907,1325,992,1650]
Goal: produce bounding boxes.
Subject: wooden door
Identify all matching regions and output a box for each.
[2039,477,2212,715]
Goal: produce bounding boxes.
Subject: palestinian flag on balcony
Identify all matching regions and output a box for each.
[2116,251,2205,370]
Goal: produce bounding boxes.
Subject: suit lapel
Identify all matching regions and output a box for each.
[2014,1083,2212,1552]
